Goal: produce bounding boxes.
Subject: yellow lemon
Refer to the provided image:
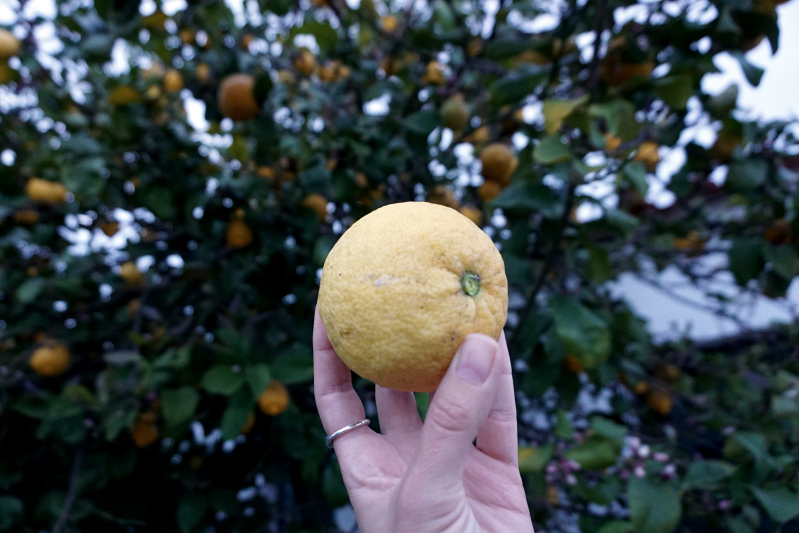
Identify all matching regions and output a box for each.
[29,342,71,377]
[480,144,518,186]
[226,219,253,248]
[258,380,290,415]
[0,29,21,60]
[217,73,260,121]
[318,202,508,391]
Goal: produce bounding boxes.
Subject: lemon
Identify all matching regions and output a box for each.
[29,342,71,377]
[0,29,20,60]
[480,143,518,186]
[318,202,508,392]
[217,73,260,121]
[258,380,290,415]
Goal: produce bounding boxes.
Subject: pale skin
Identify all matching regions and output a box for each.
[313,308,535,533]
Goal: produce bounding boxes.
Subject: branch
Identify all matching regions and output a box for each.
[52,445,85,533]
[587,0,609,97]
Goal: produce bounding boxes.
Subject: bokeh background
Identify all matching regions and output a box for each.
[0,0,798,532]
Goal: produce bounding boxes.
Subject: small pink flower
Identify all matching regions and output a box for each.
[634,466,646,478]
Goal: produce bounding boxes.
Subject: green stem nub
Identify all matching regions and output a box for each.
[461,272,481,297]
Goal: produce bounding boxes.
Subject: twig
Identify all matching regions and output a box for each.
[587,0,609,98]
[52,445,85,533]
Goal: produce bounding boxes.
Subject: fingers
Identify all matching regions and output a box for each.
[313,308,374,450]
[405,334,500,491]
[475,331,519,466]
[375,385,422,436]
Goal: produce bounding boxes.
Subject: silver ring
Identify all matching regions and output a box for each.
[325,419,370,448]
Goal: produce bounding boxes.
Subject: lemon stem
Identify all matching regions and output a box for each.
[461,272,480,296]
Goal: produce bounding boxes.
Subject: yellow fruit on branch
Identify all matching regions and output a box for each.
[301,194,328,221]
[131,416,160,447]
[441,94,470,132]
[100,220,119,237]
[217,73,260,121]
[294,49,316,76]
[257,166,276,179]
[226,219,253,248]
[604,134,622,153]
[258,380,290,415]
[646,387,673,416]
[29,341,71,377]
[179,28,196,45]
[0,29,21,60]
[422,61,446,85]
[480,143,518,186]
[119,261,144,285]
[196,62,211,84]
[381,15,398,33]
[317,202,508,391]
[427,185,458,209]
[163,68,183,92]
[674,230,706,252]
[634,141,660,171]
[458,205,483,226]
[478,180,502,202]
[240,33,254,50]
[25,177,68,204]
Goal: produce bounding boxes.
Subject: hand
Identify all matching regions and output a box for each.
[313,308,534,533]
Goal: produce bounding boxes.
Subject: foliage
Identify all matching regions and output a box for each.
[0,0,798,531]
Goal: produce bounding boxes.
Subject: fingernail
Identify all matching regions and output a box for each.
[456,335,496,385]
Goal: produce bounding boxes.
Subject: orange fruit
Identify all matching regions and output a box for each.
[480,144,518,186]
[604,134,622,152]
[196,62,211,84]
[29,341,71,377]
[294,49,316,76]
[131,416,160,447]
[258,380,290,415]
[422,61,446,85]
[381,15,398,33]
[646,388,673,416]
[25,177,68,204]
[163,69,183,92]
[226,219,253,248]
[217,73,260,121]
[257,166,276,179]
[301,194,328,221]
[100,221,119,236]
[634,141,660,171]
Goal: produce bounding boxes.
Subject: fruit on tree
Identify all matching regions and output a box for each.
[441,94,470,132]
[163,68,183,92]
[317,202,508,391]
[480,143,518,186]
[422,61,446,85]
[294,49,316,76]
[217,73,260,121]
[478,180,502,202]
[258,381,290,415]
[381,15,398,33]
[634,141,660,171]
[25,177,68,204]
[458,205,483,226]
[131,416,160,447]
[226,219,253,248]
[29,341,71,377]
[301,194,328,222]
[119,261,144,285]
[0,29,20,60]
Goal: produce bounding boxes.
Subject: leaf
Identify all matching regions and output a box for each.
[489,70,548,107]
[102,350,141,365]
[322,460,349,507]
[590,100,639,140]
[16,277,46,304]
[728,238,764,286]
[0,496,23,530]
[590,416,627,442]
[587,246,613,284]
[548,296,611,369]
[750,486,799,523]
[554,410,574,439]
[403,110,440,136]
[564,437,620,469]
[290,21,338,54]
[763,244,799,280]
[490,182,562,218]
[161,387,198,428]
[177,493,206,533]
[543,96,589,134]
[726,158,768,191]
[598,521,634,533]
[271,345,314,385]
[683,460,736,490]
[220,389,254,440]
[654,74,694,111]
[533,135,574,165]
[201,365,245,396]
[623,162,649,196]
[730,51,764,86]
[245,364,272,396]
[628,477,682,533]
[518,444,554,474]
[413,392,430,420]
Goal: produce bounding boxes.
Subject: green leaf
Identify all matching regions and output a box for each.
[728,238,764,286]
[16,277,46,304]
[598,521,634,533]
[763,244,799,280]
[683,460,736,490]
[272,345,314,385]
[220,389,254,440]
[628,477,682,533]
[730,51,764,86]
[161,387,198,428]
[549,296,611,369]
[322,460,349,507]
[245,364,272,396]
[489,70,548,107]
[590,100,639,140]
[201,365,245,396]
[533,135,574,165]
[726,158,768,191]
[750,486,799,523]
[623,162,649,196]
[518,444,554,474]
[554,410,574,439]
[590,416,627,441]
[290,21,338,54]
[414,392,430,420]
[177,493,206,533]
[587,246,612,284]
[543,96,589,134]
[654,74,694,110]
[0,496,23,530]
[403,110,440,136]
[564,437,620,469]
[490,182,562,218]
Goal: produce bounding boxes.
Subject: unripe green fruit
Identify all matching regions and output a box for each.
[441,94,470,131]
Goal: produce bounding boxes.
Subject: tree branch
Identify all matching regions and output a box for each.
[52,445,85,533]
[587,0,609,97]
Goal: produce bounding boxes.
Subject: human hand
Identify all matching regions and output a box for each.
[313,308,534,533]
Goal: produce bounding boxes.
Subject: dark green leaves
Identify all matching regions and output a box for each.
[533,135,574,165]
[403,110,440,136]
[201,365,245,395]
[683,460,736,490]
[726,158,768,191]
[750,486,799,523]
[489,70,547,107]
[549,296,611,369]
[628,478,682,533]
[0,496,23,530]
[565,437,620,469]
[161,387,198,428]
[728,239,764,286]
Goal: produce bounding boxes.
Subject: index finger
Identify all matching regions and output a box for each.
[313,307,373,448]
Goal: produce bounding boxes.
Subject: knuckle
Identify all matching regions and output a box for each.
[428,396,471,434]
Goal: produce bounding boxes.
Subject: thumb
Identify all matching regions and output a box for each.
[408,334,500,490]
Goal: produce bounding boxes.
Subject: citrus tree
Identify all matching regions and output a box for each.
[1,0,798,531]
